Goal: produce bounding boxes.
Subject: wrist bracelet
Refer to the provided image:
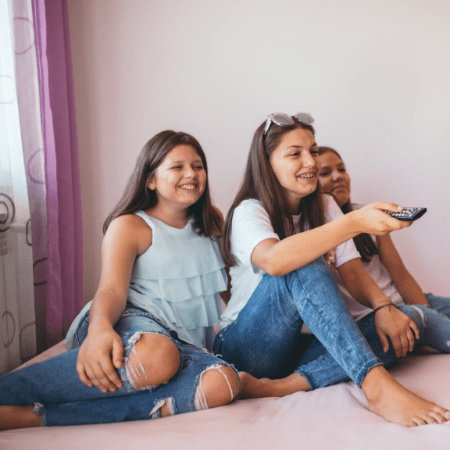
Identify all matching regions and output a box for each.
[373,303,393,314]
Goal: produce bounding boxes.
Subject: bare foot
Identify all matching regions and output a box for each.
[237,372,310,400]
[361,366,450,427]
[0,405,42,431]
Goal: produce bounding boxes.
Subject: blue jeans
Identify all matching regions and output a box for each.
[425,293,450,319]
[0,305,239,426]
[295,295,450,389]
[213,257,382,387]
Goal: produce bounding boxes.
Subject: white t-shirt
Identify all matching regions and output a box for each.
[220,195,361,329]
[332,204,404,321]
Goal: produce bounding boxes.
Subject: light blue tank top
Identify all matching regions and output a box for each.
[65,211,227,350]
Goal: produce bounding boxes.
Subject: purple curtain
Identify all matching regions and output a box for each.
[0,0,81,374]
[32,0,83,351]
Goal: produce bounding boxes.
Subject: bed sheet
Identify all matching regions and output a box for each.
[1,343,450,450]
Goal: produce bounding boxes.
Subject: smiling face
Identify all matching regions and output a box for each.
[268,127,321,213]
[147,144,207,211]
[318,151,351,207]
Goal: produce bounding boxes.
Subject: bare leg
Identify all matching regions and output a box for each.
[0,406,42,431]
[237,372,310,399]
[361,366,450,427]
[238,367,450,427]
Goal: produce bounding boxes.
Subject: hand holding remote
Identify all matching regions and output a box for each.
[383,207,427,221]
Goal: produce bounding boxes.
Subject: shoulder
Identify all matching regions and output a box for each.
[109,212,152,232]
[322,192,336,208]
[105,213,153,256]
[234,199,266,217]
[233,199,271,227]
[232,199,277,238]
[322,193,343,222]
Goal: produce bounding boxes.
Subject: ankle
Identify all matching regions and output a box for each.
[0,405,42,431]
[360,365,391,403]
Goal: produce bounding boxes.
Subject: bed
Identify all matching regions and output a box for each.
[1,342,450,450]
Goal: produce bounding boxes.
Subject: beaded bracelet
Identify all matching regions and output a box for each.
[373,303,393,314]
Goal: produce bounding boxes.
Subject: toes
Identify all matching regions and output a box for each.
[411,417,426,427]
[430,413,447,424]
[410,407,450,427]
[430,408,450,424]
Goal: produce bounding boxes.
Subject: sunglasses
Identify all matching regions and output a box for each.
[263,112,314,135]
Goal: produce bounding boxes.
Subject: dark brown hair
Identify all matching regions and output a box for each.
[103,130,222,239]
[318,146,379,262]
[222,117,325,266]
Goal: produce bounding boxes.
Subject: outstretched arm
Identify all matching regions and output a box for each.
[252,202,411,276]
[376,233,429,306]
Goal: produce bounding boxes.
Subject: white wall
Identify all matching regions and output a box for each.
[68,0,450,302]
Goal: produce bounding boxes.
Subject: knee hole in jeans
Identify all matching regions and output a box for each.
[194,364,240,411]
[149,398,176,419]
[125,332,180,390]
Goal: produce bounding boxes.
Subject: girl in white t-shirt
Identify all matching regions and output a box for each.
[214,113,450,427]
[318,146,450,324]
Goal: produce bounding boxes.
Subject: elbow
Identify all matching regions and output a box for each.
[251,245,291,277]
[261,261,286,277]
[265,268,282,277]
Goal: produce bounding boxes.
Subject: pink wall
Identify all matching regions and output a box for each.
[68,0,450,302]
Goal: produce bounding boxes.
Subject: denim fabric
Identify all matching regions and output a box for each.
[295,303,450,389]
[73,304,179,392]
[425,293,450,320]
[214,257,381,387]
[0,304,239,426]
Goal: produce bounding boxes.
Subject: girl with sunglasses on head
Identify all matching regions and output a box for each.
[213,113,450,427]
[0,130,241,430]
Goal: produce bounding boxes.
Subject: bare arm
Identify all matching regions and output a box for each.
[76,214,152,392]
[337,258,391,308]
[337,258,420,357]
[376,234,429,306]
[251,202,411,276]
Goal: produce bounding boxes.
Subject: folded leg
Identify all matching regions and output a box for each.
[295,304,450,390]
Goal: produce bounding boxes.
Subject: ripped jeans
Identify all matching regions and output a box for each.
[0,305,239,426]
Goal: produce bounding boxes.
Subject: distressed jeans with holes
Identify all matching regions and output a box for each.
[0,305,239,426]
[295,298,450,389]
[214,257,382,386]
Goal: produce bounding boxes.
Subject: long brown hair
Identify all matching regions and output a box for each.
[103,130,222,239]
[222,117,325,266]
[318,146,379,262]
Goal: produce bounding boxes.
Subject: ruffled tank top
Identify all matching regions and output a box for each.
[65,211,227,351]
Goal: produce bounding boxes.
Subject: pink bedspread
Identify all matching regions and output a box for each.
[1,343,450,450]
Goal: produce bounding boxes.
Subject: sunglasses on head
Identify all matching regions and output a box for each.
[263,112,314,135]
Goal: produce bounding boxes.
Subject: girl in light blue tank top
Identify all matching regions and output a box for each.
[0,130,240,429]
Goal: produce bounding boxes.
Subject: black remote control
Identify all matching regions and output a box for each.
[384,207,427,221]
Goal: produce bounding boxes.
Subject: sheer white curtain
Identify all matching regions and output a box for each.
[0,0,37,375]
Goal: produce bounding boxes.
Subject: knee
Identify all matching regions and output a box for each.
[194,365,240,410]
[126,333,180,389]
[287,257,331,282]
[398,305,426,331]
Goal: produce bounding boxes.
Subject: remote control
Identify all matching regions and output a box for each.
[384,207,427,221]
